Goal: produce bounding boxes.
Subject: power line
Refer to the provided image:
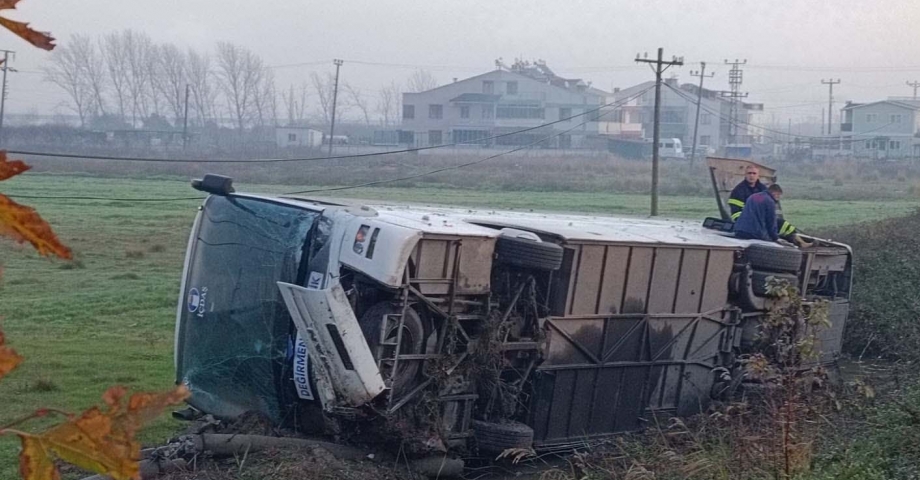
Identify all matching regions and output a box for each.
[821,79,841,135]
[664,82,895,143]
[907,80,920,100]
[284,88,649,196]
[688,62,714,166]
[6,91,646,164]
[0,49,15,146]
[721,59,748,144]
[8,194,203,202]
[635,48,684,216]
[7,88,654,203]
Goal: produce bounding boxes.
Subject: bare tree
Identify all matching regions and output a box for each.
[67,34,107,118]
[186,49,217,126]
[284,83,309,126]
[108,30,154,125]
[102,32,129,122]
[154,43,187,125]
[406,69,438,93]
[345,83,371,125]
[43,35,92,126]
[310,71,335,126]
[376,81,401,127]
[251,65,277,129]
[215,42,264,132]
[144,44,165,118]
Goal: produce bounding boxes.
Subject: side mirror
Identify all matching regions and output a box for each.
[192,174,234,195]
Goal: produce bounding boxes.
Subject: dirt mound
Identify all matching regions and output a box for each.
[160,446,414,480]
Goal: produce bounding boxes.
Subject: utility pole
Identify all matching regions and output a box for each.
[688,62,714,166]
[328,59,344,156]
[720,59,747,145]
[907,80,920,100]
[0,50,15,146]
[821,78,840,135]
[636,48,684,216]
[182,84,190,149]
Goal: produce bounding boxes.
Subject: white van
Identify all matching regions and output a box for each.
[658,138,685,159]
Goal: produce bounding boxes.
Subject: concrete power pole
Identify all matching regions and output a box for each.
[636,48,684,216]
[328,59,344,156]
[0,50,15,146]
[721,59,748,145]
[182,84,190,148]
[689,62,714,166]
[821,78,841,135]
[907,80,920,100]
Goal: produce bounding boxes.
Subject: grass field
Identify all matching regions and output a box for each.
[0,173,917,478]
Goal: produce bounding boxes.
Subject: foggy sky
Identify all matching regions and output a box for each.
[7,0,920,123]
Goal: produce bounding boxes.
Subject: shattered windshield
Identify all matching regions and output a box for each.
[175,195,318,422]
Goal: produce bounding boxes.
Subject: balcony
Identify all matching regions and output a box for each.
[841,123,853,132]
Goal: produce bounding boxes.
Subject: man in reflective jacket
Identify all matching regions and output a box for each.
[734,184,784,242]
[728,165,803,243]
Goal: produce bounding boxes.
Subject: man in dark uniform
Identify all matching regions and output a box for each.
[734,184,784,242]
[728,165,806,246]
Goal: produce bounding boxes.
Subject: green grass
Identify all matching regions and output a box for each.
[0,173,917,478]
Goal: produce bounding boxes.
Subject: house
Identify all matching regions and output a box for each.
[599,79,763,151]
[276,126,323,148]
[401,60,603,149]
[840,98,920,159]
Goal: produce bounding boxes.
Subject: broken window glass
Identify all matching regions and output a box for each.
[175,195,319,423]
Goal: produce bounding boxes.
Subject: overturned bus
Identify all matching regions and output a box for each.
[174,166,852,452]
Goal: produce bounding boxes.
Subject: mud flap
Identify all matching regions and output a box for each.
[277,282,386,410]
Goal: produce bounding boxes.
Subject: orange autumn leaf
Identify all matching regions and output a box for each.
[0,154,29,180]
[0,328,23,381]
[16,385,190,480]
[0,153,71,259]
[0,193,71,259]
[19,437,58,480]
[0,0,54,50]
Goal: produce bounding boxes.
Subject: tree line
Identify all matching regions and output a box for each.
[42,30,441,131]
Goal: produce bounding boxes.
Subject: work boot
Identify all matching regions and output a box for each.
[793,235,814,249]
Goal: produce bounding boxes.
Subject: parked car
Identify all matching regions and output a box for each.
[174,170,852,452]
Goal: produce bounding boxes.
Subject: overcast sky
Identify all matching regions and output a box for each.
[7,0,920,124]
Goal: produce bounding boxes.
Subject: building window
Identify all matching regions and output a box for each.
[429,130,442,145]
[700,113,712,125]
[429,104,443,119]
[559,107,572,121]
[700,135,711,145]
[398,130,414,145]
[403,105,415,119]
[482,105,493,119]
[460,106,470,119]
[454,129,489,145]
[866,113,877,123]
[890,140,901,150]
[482,81,494,94]
[662,110,683,123]
[891,114,903,124]
[497,105,545,119]
[506,81,518,95]
[288,133,297,142]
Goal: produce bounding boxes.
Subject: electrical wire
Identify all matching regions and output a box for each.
[665,82,896,143]
[283,88,649,196]
[7,194,204,202]
[6,87,654,203]
[6,92,645,164]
